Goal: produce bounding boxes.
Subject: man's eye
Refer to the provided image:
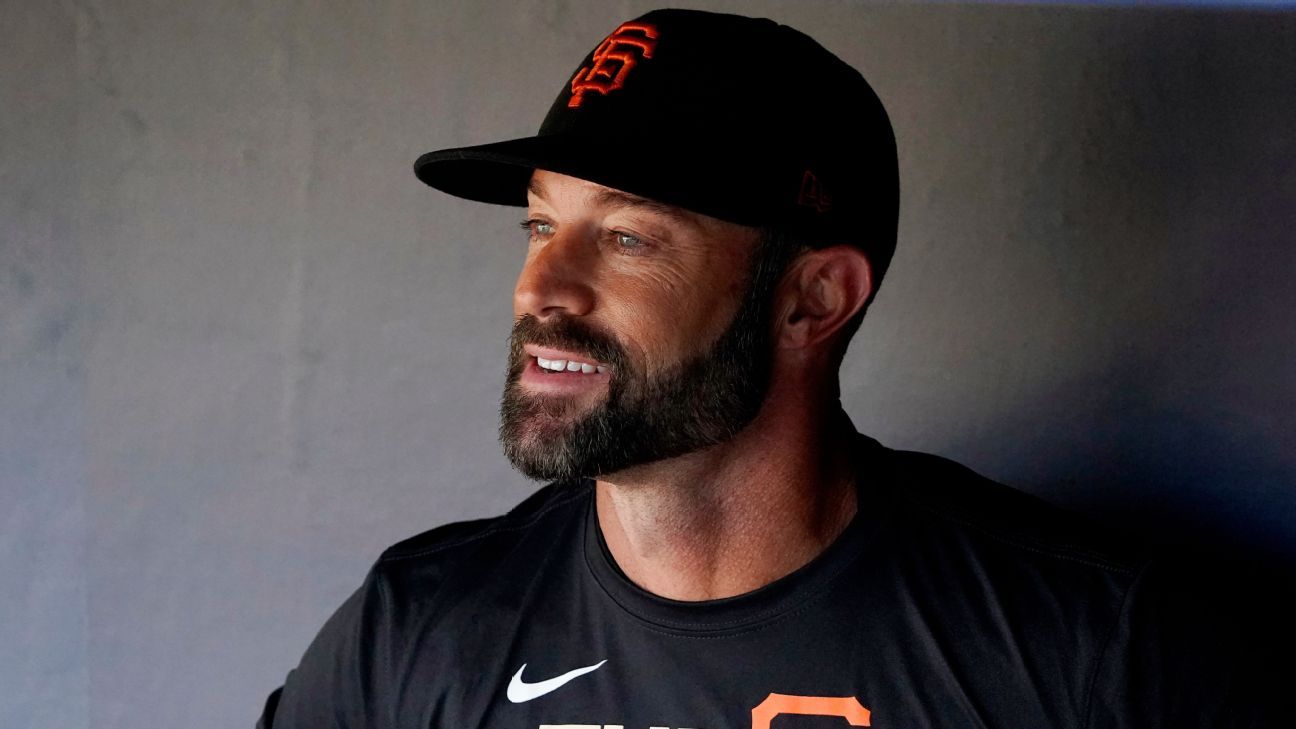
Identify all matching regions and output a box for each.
[614,232,643,249]
[519,219,554,238]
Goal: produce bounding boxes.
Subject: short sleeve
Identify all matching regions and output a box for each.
[257,567,392,729]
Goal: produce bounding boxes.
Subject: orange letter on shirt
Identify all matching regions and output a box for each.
[751,693,871,729]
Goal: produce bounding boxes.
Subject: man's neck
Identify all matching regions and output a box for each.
[594,398,858,601]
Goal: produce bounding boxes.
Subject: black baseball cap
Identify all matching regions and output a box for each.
[414,8,899,280]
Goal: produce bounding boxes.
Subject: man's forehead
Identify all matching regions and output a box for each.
[526,170,732,235]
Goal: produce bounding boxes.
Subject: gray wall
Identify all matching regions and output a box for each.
[3,1,1293,727]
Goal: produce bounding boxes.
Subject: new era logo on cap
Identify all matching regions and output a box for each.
[798,169,833,213]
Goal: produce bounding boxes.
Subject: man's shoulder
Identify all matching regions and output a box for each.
[374,479,591,570]
[879,444,1149,576]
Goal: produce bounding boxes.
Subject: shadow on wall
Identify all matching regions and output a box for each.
[949,8,1296,574]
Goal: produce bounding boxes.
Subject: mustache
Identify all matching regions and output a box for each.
[508,314,628,370]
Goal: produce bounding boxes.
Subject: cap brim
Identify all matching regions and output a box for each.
[414,135,615,208]
[415,132,785,228]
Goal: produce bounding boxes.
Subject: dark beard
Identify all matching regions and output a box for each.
[499,252,782,482]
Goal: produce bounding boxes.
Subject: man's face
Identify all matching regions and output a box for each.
[499,170,783,481]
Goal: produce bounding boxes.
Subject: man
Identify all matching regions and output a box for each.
[259,9,1269,728]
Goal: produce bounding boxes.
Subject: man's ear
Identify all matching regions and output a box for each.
[776,245,874,350]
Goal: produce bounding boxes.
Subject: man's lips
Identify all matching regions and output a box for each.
[523,345,610,374]
[519,345,611,394]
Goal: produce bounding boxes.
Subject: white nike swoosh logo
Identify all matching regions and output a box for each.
[506,660,607,703]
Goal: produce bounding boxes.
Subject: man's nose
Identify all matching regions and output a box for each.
[513,230,596,320]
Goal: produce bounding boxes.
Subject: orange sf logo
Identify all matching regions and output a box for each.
[568,22,659,108]
[751,693,871,729]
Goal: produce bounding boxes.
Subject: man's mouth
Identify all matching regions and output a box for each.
[534,356,608,375]
[518,346,614,394]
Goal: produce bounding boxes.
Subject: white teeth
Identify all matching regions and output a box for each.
[533,356,606,374]
[536,357,567,371]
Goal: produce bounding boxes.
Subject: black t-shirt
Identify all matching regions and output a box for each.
[258,436,1271,728]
